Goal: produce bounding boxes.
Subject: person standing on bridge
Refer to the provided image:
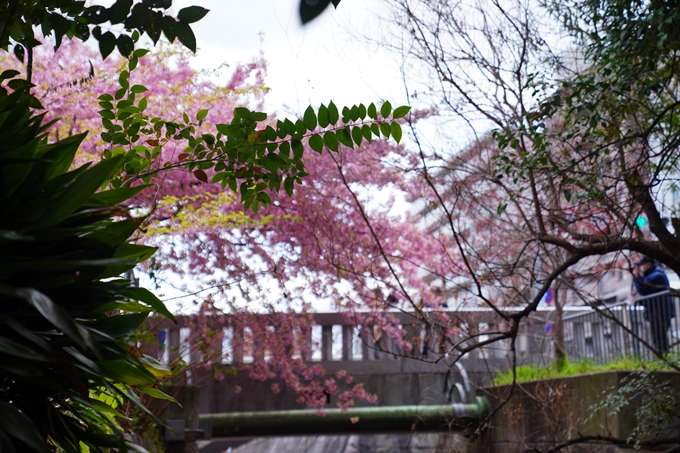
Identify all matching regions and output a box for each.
[632,256,675,355]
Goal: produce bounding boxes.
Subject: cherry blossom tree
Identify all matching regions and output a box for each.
[0,30,600,403]
[349,1,680,448]
[1,37,447,411]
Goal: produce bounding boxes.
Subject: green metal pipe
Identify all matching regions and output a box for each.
[200,397,489,437]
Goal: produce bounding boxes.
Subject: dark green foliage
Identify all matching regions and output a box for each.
[552,0,680,154]
[0,0,208,58]
[0,90,175,452]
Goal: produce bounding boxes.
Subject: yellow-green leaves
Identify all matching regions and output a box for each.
[137,387,177,402]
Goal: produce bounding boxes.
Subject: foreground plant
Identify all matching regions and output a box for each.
[1,35,422,415]
[0,89,177,451]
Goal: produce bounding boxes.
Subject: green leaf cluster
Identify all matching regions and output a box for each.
[0,89,175,452]
[0,0,208,59]
[96,57,411,214]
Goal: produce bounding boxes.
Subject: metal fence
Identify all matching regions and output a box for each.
[564,291,680,362]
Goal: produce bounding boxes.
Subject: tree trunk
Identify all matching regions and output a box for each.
[553,285,567,371]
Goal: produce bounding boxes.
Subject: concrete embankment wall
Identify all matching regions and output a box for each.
[480,371,680,453]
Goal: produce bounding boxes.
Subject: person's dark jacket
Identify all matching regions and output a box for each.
[633,263,675,321]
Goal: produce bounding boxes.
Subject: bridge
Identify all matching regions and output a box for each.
[152,309,559,414]
[147,293,680,452]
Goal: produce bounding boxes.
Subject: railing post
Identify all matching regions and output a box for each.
[233,326,243,365]
[298,326,311,361]
[573,322,585,360]
[361,327,375,361]
[428,327,439,356]
[322,325,333,361]
[342,325,353,360]
[168,328,181,363]
[254,331,264,363]
[621,306,632,356]
[209,330,223,365]
[631,306,644,359]
[609,307,622,358]
[592,322,605,364]
[382,335,395,360]
[402,323,418,358]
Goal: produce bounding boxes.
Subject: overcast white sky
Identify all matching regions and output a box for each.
[171,0,407,116]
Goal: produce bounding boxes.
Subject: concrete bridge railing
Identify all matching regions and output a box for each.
[148,308,598,377]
